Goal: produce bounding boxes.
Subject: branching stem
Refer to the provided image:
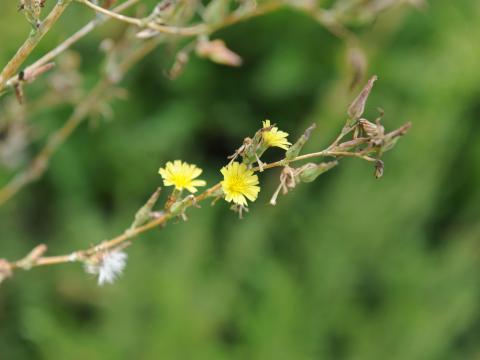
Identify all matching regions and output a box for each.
[0,0,72,93]
[5,138,377,274]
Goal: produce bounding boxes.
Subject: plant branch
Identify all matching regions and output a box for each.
[0,38,160,206]
[5,0,140,91]
[0,0,72,93]
[77,0,208,36]
[0,1,293,206]
[3,140,382,273]
[78,0,289,37]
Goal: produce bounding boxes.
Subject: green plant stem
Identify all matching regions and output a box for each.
[6,143,373,274]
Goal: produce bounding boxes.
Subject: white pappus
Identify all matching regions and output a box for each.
[84,250,128,286]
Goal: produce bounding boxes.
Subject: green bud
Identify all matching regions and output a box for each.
[169,195,196,217]
[240,144,258,166]
[130,188,161,229]
[241,129,266,166]
[169,201,183,216]
[285,123,316,161]
[299,161,338,183]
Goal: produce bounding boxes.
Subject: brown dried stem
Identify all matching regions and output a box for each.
[5,0,140,90]
[0,38,160,205]
[0,0,72,93]
[78,0,208,36]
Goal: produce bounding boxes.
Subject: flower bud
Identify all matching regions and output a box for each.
[285,124,316,161]
[169,195,197,217]
[298,161,338,183]
[129,188,161,229]
[196,40,242,67]
[15,244,47,270]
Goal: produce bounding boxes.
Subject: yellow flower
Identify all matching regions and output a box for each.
[262,120,291,150]
[221,162,260,206]
[159,160,206,193]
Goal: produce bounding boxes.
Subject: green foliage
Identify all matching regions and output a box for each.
[1,0,480,359]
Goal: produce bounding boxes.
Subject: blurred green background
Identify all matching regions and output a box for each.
[1,0,480,359]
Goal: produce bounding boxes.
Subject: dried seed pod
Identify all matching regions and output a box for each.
[348,75,378,120]
[22,0,43,29]
[374,160,384,179]
[359,118,381,138]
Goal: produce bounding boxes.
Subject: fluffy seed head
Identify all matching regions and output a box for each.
[84,251,127,286]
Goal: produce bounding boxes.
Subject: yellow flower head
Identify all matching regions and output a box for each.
[159,160,206,193]
[221,162,260,206]
[262,120,291,150]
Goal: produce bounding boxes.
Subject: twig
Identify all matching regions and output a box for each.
[5,0,140,91]
[5,113,412,272]
[0,0,72,93]
[77,0,208,36]
[5,147,359,272]
[0,39,160,206]
[78,0,287,37]
[1,100,411,282]
[0,1,288,205]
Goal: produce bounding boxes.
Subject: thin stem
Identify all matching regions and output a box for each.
[0,39,160,206]
[6,143,371,274]
[5,0,140,90]
[0,81,107,205]
[77,0,286,37]
[0,1,287,205]
[209,2,283,32]
[77,0,207,36]
[0,0,72,93]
